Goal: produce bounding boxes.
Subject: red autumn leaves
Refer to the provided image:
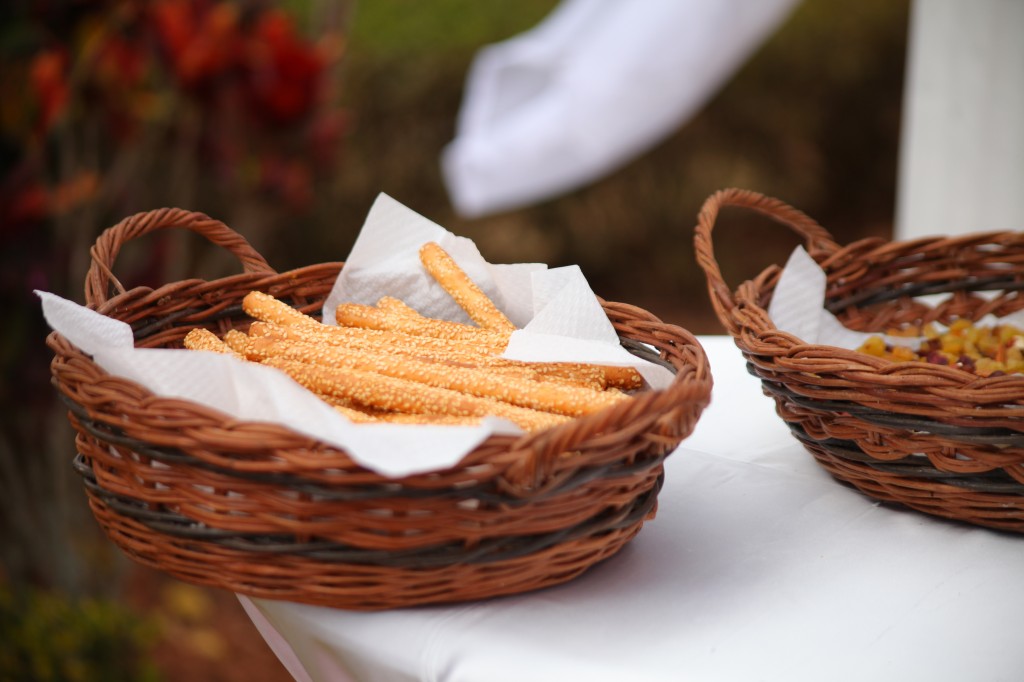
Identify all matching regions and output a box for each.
[11,0,346,226]
[149,1,330,126]
[28,1,333,133]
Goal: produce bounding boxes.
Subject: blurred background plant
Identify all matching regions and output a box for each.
[0,582,160,681]
[1,0,349,678]
[1,0,908,679]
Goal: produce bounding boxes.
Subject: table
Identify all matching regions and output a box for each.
[239,336,1024,682]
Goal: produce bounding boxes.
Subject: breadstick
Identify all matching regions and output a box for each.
[374,413,484,427]
[335,302,510,348]
[218,329,251,357]
[488,360,641,391]
[332,403,381,423]
[247,320,503,358]
[247,321,639,390]
[310,387,386,420]
[183,328,245,358]
[547,363,642,391]
[253,322,586,387]
[242,294,641,390]
[328,403,480,426]
[242,291,322,329]
[263,357,571,432]
[246,335,631,416]
[418,242,516,333]
[375,296,422,318]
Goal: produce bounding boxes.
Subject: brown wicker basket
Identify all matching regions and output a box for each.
[47,208,712,610]
[695,187,1024,533]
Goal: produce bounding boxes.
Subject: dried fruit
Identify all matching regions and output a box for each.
[857,321,1024,376]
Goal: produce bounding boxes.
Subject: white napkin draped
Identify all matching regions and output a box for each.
[442,0,799,217]
[767,245,1024,348]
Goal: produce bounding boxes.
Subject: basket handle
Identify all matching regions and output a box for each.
[85,208,275,307]
[693,188,840,320]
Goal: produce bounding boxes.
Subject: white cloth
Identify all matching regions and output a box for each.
[241,336,1024,682]
[441,0,799,217]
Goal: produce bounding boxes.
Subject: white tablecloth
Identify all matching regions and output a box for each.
[240,336,1024,682]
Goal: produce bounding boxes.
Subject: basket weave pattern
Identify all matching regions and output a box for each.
[48,208,712,609]
[695,188,1024,532]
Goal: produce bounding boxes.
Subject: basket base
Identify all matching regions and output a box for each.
[791,434,1024,534]
[88,495,648,610]
[749,369,1024,534]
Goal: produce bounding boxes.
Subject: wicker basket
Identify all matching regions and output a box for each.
[694,188,1024,533]
[47,208,712,610]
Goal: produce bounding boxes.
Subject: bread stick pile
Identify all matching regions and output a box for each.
[183,242,644,431]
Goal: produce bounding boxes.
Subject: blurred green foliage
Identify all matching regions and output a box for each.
[347,0,556,55]
[2,0,349,597]
[0,585,160,682]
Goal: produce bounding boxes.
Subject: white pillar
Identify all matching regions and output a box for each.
[895,0,1024,239]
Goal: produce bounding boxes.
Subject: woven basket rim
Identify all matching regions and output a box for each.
[47,295,709,473]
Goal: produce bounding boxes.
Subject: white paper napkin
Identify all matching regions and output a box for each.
[40,193,674,477]
[768,245,1024,348]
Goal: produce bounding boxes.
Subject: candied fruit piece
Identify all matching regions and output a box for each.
[949,319,973,334]
[859,336,887,356]
[891,346,917,361]
[974,358,1003,376]
[941,336,964,354]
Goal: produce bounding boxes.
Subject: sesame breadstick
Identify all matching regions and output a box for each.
[332,403,381,423]
[335,302,510,348]
[247,321,544,381]
[221,329,254,357]
[246,320,504,357]
[246,335,631,417]
[373,292,642,389]
[242,291,322,329]
[183,328,245,358]
[263,357,571,432]
[220,330,381,418]
[418,242,516,333]
[375,296,422,317]
[328,404,481,426]
[242,294,641,390]
[248,322,608,389]
[562,364,643,391]
[315,389,385,422]
[247,321,639,390]
[374,413,484,427]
